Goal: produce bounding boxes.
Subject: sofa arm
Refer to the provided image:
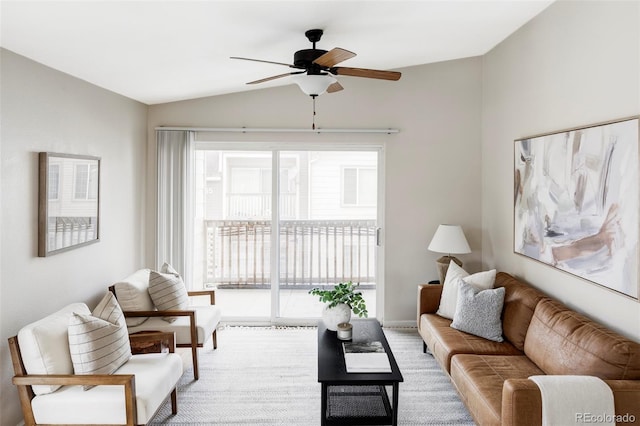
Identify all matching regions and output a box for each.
[417,284,443,327]
[604,380,640,423]
[502,379,640,426]
[501,379,542,426]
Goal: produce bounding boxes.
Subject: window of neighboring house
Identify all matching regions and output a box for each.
[342,167,376,206]
[230,168,260,194]
[229,167,291,194]
[48,164,60,200]
[74,163,98,200]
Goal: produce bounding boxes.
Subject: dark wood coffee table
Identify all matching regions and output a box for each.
[317,319,404,425]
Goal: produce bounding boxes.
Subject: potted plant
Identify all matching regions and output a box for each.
[309,282,368,331]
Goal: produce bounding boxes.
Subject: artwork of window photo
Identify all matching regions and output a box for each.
[38,152,101,256]
[514,117,639,299]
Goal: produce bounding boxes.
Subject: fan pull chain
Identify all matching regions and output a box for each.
[312,95,317,130]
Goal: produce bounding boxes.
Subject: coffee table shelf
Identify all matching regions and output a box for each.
[326,385,393,425]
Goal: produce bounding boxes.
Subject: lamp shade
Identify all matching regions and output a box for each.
[292,74,336,96]
[428,224,471,255]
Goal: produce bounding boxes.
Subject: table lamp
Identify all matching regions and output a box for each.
[428,224,471,284]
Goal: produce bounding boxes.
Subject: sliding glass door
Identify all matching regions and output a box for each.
[277,151,378,320]
[191,145,381,324]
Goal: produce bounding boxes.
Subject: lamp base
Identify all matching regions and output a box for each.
[435,256,463,284]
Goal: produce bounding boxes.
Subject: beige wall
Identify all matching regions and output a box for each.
[147,57,484,326]
[0,49,148,425]
[482,0,640,339]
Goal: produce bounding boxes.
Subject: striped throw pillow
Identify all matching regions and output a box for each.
[68,292,132,390]
[148,264,189,322]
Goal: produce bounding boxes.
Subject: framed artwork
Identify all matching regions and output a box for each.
[514,117,639,300]
[38,152,101,257]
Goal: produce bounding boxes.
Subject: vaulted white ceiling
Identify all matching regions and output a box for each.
[1,1,553,105]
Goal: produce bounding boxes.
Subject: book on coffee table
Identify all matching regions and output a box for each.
[343,341,392,373]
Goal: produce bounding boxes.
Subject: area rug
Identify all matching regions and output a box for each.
[150,326,475,425]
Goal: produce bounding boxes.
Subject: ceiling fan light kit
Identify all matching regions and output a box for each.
[292,74,336,96]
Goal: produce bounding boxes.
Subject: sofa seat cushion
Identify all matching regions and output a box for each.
[450,354,544,426]
[419,313,522,373]
[18,303,91,395]
[30,352,183,425]
[128,305,221,345]
[524,298,640,379]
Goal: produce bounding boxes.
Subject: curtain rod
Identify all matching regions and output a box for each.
[155,126,399,134]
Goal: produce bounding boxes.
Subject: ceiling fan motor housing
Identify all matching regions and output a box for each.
[294,49,328,73]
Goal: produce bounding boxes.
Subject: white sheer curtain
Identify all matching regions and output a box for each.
[156,130,194,287]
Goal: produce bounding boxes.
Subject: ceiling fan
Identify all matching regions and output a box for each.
[231,29,402,97]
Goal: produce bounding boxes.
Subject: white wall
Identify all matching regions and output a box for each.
[147,57,484,326]
[482,1,640,340]
[0,49,148,425]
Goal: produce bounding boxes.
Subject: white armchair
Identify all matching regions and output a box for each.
[110,268,221,380]
[8,303,182,426]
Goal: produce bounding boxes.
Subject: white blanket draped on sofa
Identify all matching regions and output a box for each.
[529,375,615,426]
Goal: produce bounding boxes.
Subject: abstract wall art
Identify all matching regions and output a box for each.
[514,117,639,300]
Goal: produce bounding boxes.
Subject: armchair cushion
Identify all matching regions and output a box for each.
[30,352,183,425]
[17,303,91,395]
[113,269,155,326]
[128,305,221,345]
[68,292,131,388]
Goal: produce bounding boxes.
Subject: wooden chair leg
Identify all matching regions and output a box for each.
[171,388,178,415]
[191,344,199,380]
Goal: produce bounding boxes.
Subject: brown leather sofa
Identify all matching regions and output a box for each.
[417,272,640,426]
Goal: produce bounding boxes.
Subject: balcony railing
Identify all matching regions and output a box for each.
[47,216,97,250]
[204,220,377,289]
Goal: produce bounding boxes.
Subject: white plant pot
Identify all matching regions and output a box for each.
[322,303,352,331]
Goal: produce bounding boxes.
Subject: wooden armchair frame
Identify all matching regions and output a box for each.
[108,287,218,380]
[8,331,178,426]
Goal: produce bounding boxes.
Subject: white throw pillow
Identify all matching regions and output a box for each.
[113,269,155,326]
[68,292,132,389]
[451,279,505,342]
[436,261,496,320]
[148,263,189,322]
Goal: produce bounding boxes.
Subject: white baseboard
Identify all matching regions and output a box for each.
[382,320,417,328]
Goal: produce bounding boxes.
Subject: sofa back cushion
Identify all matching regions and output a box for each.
[494,272,546,351]
[113,269,155,326]
[524,298,640,379]
[17,303,91,395]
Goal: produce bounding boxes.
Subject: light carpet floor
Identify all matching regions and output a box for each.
[150,326,475,425]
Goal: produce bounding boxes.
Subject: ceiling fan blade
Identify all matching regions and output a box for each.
[333,67,401,81]
[246,71,304,85]
[326,81,344,93]
[231,56,296,68]
[313,48,356,67]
